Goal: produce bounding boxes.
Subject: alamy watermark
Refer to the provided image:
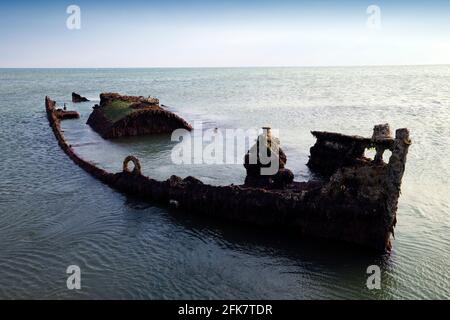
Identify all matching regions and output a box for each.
[66,265,81,290]
[366,265,381,290]
[170,123,281,175]
[366,5,382,30]
[66,5,81,30]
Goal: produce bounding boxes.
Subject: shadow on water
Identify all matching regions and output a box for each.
[122,194,393,284]
[121,194,399,299]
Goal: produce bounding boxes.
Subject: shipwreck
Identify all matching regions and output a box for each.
[45,94,411,252]
[72,92,89,103]
[87,92,192,139]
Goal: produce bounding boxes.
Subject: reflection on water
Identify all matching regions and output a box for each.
[0,67,449,299]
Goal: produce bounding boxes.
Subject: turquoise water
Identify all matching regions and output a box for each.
[0,67,449,299]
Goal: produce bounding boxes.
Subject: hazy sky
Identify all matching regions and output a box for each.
[1,0,449,67]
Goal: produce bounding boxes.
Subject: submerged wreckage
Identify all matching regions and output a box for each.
[45,94,411,252]
[87,92,192,139]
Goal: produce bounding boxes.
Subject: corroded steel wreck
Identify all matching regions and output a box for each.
[45,96,411,252]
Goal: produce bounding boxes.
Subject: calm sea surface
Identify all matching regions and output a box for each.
[0,67,449,299]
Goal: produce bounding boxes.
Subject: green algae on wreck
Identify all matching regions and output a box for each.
[86,92,192,139]
[102,99,136,122]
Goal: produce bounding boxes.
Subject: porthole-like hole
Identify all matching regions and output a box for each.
[123,156,141,175]
[365,148,376,161]
[383,150,392,163]
[126,161,136,172]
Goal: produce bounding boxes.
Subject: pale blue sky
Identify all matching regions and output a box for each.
[1,0,449,67]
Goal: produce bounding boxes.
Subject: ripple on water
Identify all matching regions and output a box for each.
[0,67,449,299]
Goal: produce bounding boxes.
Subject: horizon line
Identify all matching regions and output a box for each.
[1,63,449,69]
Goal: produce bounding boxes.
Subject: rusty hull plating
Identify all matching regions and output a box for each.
[45,96,411,252]
[86,92,192,139]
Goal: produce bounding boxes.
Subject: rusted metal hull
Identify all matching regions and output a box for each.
[45,96,410,252]
[86,92,192,139]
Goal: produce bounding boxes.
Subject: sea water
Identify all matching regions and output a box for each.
[0,66,449,299]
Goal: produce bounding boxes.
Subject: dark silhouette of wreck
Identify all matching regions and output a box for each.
[45,95,411,252]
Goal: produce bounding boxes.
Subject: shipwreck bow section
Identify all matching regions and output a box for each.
[86,92,192,139]
[45,96,411,252]
[306,125,411,251]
